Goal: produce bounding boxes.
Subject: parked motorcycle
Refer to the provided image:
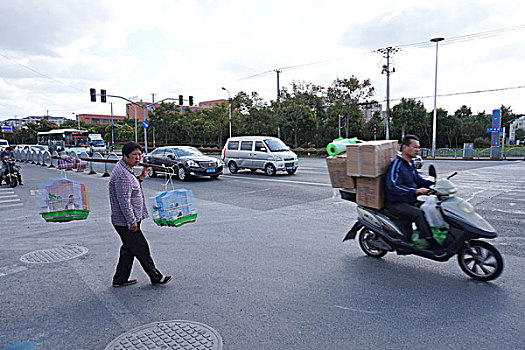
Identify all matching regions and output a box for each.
[1,158,22,188]
[343,165,503,281]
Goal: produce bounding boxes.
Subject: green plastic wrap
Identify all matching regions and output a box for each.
[326,137,357,156]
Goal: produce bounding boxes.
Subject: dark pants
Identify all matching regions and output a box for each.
[387,202,433,240]
[113,222,163,284]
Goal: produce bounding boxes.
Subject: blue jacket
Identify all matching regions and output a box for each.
[385,156,433,207]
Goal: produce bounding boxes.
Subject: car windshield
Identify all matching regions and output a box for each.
[264,139,289,152]
[173,147,203,157]
[0,141,8,146]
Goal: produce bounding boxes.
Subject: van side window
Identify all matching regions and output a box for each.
[240,141,253,151]
[228,141,239,150]
[254,141,266,152]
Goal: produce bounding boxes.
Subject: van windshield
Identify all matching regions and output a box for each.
[264,139,289,152]
[0,140,8,146]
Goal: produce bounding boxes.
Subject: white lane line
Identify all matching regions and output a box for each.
[239,188,271,195]
[221,174,331,187]
[0,198,21,203]
[0,203,24,208]
[0,195,18,199]
[0,265,28,277]
[493,208,525,215]
[334,305,379,314]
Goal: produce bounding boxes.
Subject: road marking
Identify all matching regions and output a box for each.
[493,208,525,215]
[0,194,18,199]
[334,305,378,314]
[0,203,24,209]
[239,188,271,195]
[0,265,28,277]
[221,174,331,187]
[0,198,21,203]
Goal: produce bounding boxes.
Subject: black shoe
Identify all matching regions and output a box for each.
[152,275,172,285]
[112,279,137,287]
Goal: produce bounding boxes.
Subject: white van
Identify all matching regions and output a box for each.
[0,139,9,151]
[222,136,298,175]
[88,134,106,153]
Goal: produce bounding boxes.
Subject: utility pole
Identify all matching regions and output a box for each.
[110,102,114,151]
[276,69,281,138]
[376,46,399,140]
[151,93,156,103]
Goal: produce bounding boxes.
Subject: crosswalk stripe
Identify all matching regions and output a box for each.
[0,198,21,203]
[0,203,24,208]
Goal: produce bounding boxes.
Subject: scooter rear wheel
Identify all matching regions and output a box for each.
[457,240,503,281]
[359,229,387,258]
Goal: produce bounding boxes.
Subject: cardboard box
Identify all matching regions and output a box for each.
[326,155,356,188]
[346,140,398,177]
[356,176,385,209]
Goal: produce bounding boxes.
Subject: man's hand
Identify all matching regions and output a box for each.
[138,166,150,181]
[129,223,138,232]
[416,188,430,196]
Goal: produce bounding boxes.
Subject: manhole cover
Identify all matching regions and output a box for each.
[20,245,88,263]
[104,320,223,350]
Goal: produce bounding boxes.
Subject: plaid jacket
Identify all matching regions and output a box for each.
[109,159,148,227]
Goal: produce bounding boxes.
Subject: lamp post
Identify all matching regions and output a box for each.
[73,112,79,130]
[222,87,232,139]
[430,37,444,158]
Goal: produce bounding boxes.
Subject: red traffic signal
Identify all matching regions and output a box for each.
[179,95,183,105]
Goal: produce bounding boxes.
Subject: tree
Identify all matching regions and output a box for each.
[390,98,427,142]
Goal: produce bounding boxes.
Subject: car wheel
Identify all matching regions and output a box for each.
[148,167,156,178]
[265,164,276,176]
[178,166,189,181]
[228,161,238,174]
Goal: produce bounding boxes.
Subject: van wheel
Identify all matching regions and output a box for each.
[228,161,238,174]
[265,164,276,176]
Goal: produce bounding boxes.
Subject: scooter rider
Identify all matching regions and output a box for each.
[0,147,13,184]
[385,135,445,257]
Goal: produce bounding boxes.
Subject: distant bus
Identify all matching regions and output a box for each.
[37,129,90,154]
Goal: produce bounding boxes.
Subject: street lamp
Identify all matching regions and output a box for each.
[73,112,79,130]
[222,87,232,139]
[430,37,444,158]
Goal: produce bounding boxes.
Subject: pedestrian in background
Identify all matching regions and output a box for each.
[109,141,171,287]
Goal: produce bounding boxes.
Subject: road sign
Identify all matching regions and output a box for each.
[146,104,155,110]
[487,127,504,133]
[1,125,14,133]
[490,109,501,147]
[142,120,149,128]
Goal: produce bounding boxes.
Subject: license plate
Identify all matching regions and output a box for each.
[206,169,215,173]
[286,166,294,170]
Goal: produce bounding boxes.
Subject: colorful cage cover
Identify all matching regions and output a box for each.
[149,189,197,227]
[38,178,90,222]
[58,157,88,170]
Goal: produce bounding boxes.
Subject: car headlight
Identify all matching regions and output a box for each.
[273,155,283,161]
[186,160,199,167]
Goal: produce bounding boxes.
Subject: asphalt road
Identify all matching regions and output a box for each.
[1,158,524,349]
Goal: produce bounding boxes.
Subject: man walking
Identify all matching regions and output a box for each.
[109,141,171,287]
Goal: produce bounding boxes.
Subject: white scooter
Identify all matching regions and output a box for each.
[343,165,504,281]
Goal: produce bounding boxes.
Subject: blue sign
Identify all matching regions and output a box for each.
[487,127,504,133]
[146,105,155,110]
[1,125,14,133]
[490,109,501,147]
[142,120,149,128]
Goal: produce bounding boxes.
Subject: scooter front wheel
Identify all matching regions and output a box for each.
[457,240,503,281]
[359,229,387,258]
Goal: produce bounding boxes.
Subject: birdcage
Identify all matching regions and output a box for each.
[38,178,90,222]
[149,189,197,227]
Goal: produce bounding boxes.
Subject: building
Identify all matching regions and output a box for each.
[125,99,229,122]
[2,116,69,128]
[77,114,126,125]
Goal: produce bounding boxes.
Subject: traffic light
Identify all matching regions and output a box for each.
[189,96,193,106]
[179,95,183,105]
[100,89,107,103]
[373,126,377,132]
[90,88,96,102]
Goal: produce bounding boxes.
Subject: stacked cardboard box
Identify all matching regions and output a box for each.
[326,154,356,189]
[327,140,398,209]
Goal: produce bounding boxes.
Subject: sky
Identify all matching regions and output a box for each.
[0,0,524,122]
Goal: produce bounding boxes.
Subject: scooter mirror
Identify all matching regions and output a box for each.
[429,164,437,178]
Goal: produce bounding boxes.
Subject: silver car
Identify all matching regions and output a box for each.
[222,136,298,175]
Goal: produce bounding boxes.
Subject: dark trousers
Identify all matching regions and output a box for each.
[387,202,433,240]
[113,222,163,283]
